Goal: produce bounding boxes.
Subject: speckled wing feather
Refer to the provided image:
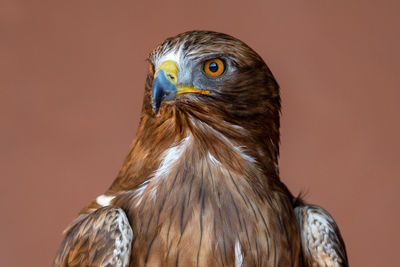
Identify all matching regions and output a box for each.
[54,206,133,267]
[295,205,348,267]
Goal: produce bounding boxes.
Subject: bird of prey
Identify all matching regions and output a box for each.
[54,31,348,267]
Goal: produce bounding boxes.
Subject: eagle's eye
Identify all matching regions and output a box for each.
[204,58,225,77]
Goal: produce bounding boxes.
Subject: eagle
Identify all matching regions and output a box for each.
[54,31,348,267]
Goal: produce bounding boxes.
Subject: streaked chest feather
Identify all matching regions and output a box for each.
[116,134,299,267]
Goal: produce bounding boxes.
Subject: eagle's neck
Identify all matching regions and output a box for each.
[110,109,280,195]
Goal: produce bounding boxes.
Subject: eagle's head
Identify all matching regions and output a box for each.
[140,31,280,162]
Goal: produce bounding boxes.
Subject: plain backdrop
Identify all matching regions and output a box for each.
[1,1,399,266]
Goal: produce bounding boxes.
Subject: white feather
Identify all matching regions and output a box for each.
[155,50,182,69]
[235,241,243,267]
[207,151,221,165]
[96,194,115,207]
[153,135,191,181]
[134,181,149,207]
[133,135,191,207]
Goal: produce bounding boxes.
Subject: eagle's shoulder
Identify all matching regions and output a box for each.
[294,204,348,267]
[54,206,133,267]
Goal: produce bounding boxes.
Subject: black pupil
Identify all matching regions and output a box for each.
[209,62,219,72]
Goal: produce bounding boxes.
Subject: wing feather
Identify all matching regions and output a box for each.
[295,204,348,267]
[54,206,133,267]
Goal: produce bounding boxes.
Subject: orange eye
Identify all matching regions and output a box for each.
[204,58,225,77]
[148,62,155,76]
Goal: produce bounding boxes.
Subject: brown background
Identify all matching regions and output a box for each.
[1,1,399,266]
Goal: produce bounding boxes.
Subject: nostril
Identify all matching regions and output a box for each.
[167,74,176,81]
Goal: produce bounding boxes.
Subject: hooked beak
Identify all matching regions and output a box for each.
[152,60,210,114]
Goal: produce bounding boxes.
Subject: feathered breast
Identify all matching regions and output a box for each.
[107,111,300,267]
